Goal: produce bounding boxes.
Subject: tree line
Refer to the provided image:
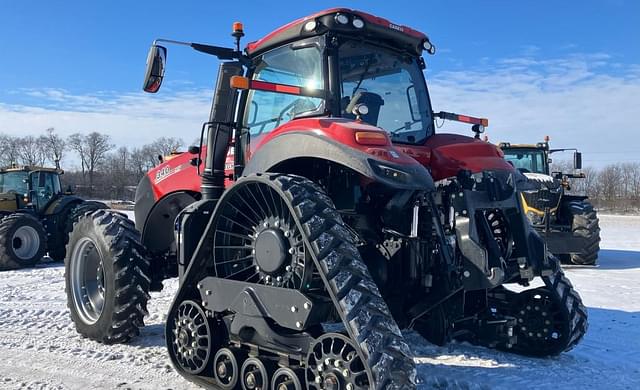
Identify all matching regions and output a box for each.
[1,129,638,213]
[0,128,185,200]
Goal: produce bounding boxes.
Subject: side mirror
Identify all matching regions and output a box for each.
[574,151,582,170]
[143,45,167,93]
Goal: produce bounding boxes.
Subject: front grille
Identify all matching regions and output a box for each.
[522,189,561,212]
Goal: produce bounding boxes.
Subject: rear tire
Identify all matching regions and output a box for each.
[65,209,151,343]
[49,201,108,261]
[0,213,46,270]
[568,200,600,265]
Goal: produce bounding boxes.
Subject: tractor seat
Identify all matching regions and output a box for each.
[342,91,385,126]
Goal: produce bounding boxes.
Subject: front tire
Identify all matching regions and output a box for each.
[65,209,151,343]
[0,213,46,270]
[568,200,600,265]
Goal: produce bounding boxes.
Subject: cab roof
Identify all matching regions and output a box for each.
[245,8,429,57]
[0,166,63,174]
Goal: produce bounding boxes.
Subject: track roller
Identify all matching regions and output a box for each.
[241,357,271,390]
[214,348,242,389]
[272,367,303,390]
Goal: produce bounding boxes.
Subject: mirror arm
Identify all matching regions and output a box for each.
[153,39,249,63]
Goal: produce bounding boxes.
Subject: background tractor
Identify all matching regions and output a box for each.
[65,9,587,389]
[0,165,105,270]
[500,139,600,265]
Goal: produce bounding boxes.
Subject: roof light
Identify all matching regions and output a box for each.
[335,13,349,25]
[544,135,550,142]
[423,40,436,55]
[352,18,364,29]
[303,20,317,32]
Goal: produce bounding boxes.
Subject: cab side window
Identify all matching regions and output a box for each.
[245,45,324,136]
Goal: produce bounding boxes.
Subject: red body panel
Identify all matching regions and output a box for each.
[423,134,514,181]
[147,151,203,200]
[146,125,513,201]
[250,118,418,166]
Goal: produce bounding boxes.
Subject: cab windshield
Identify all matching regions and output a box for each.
[338,40,433,144]
[502,149,548,174]
[0,172,29,194]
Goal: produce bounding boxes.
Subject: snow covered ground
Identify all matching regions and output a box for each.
[0,214,638,389]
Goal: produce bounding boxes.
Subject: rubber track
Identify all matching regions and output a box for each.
[541,266,588,353]
[272,174,416,390]
[568,201,600,265]
[66,210,151,344]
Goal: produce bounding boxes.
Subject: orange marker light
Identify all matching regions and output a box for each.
[233,22,244,33]
[481,118,489,127]
[230,75,250,90]
[355,131,388,146]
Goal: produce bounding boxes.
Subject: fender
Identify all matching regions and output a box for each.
[44,194,83,216]
[243,131,435,191]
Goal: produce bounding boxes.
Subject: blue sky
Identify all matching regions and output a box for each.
[1,0,639,165]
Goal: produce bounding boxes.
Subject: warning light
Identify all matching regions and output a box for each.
[232,22,244,37]
[544,135,550,142]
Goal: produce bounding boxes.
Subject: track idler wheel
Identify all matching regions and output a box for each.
[306,333,370,390]
[272,367,303,390]
[168,300,212,375]
[241,357,271,390]
[214,348,242,389]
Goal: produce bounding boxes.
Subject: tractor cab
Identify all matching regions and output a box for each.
[499,138,583,178]
[0,167,63,213]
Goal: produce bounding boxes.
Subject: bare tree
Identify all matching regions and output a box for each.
[67,132,114,194]
[42,127,66,167]
[152,137,184,158]
[15,136,47,166]
[0,135,20,166]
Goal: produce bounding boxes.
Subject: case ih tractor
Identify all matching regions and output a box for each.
[500,139,600,265]
[0,166,105,270]
[64,9,587,389]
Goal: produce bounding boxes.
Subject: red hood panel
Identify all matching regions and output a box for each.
[424,134,514,181]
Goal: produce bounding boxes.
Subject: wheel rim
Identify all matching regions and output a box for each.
[514,289,569,352]
[241,358,269,390]
[214,348,240,389]
[211,181,313,290]
[169,300,212,374]
[70,237,106,324]
[306,333,370,390]
[12,225,40,260]
[272,367,302,390]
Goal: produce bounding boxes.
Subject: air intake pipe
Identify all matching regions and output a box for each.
[202,62,244,201]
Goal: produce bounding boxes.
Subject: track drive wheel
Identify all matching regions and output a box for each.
[567,200,600,265]
[0,213,46,270]
[65,209,150,343]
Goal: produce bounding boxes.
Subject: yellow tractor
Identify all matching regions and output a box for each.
[0,166,105,270]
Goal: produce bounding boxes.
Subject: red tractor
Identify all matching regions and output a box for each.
[65,9,587,389]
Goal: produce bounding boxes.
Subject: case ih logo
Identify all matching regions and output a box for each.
[154,166,172,183]
[389,23,404,32]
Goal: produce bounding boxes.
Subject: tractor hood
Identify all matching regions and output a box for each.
[424,134,515,181]
[522,172,562,190]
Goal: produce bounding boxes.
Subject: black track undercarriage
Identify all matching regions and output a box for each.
[166,171,587,389]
